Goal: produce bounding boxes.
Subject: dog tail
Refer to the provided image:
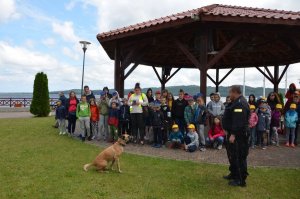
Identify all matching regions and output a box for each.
[83,163,93,171]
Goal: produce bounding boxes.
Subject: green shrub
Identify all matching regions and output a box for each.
[30,72,50,117]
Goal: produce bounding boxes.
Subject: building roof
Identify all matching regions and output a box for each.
[97,4,300,41]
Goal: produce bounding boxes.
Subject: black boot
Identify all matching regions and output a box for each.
[82,136,86,142]
[228,180,246,187]
[223,174,235,180]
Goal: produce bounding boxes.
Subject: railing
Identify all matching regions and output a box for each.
[0,98,59,109]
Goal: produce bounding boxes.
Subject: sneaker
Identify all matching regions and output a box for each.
[285,142,290,147]
[59,132,62,135]
[262,146,266,150]
[217,145,223,150]
[62,132,66,135]
[154,144,162,148]
[291,143,295,148]
[199,147,206,152]
[276,143,279,147]
[91,136,95,140]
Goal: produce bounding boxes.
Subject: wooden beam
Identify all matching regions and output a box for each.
[152,66,163,83]
[207,74,216,85]
[255,67,273,83]
[114,43,123,96]
[278,64,290,83]
[121,44,147,70]
[174,38,201,69]
[264,66,274,81]
[165,68,181,83]
[124,63,139,80]
[206,35,241,69]
[219,68,235,85]
[274,65,279,93]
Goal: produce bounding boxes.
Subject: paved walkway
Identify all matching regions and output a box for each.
[1,112,299,168]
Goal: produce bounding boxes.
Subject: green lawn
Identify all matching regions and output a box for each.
[0,117,299,199]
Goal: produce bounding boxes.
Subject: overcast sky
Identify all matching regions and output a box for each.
[0,0,299,93]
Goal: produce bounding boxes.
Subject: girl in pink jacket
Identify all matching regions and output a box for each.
[249,105,258,148]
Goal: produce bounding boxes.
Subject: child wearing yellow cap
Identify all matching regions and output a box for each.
[249,105,258,148]
[184,124,199,152]
[166,124,184,149]
[271,104,282,146]
[285,103,298,147]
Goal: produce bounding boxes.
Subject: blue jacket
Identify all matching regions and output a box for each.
[194,105,206,125]
[169,131,183,142]
[256,110,270,131]
[56,105,67,119]
[285,110,298,128]
[59,95,67,107]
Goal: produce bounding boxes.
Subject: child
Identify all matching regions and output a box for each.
[167,124,184,149]
[194,96,207,151]
[206,117,225,150]
[270,104,282,146]
[90,98,99,140]
[184,124,199,152]
[207,92,225,127]
[184,96,195,127]
[108,100,119,142]
[119,98,130,135]
[97,91,109,141]
[249,105,258,148]
[109,91,122,108]
[285,103,298,147]
[256,105,270,150]
[154,90,161,104]
[76,95,91,142]
[172,89,188,135]
[160,97,172,144]
[55,100,67,135]
[150,103,164,148]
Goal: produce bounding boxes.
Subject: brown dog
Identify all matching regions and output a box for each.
[83,134,129,173]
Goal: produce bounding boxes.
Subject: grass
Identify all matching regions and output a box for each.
[0,117,299,199]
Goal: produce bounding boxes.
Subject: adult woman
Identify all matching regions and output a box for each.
[267,92,281,111]
[162,89,169,99]
[66,91,79,135]
[146,88,154,103]
[248,94,257,107]
[128,83,149,144]
[167,92,174,111]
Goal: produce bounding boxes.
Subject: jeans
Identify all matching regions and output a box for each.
[272,126,279,144]
[79,117,90,137]
[131,113,145,141]
[58,119,66,133]
[174,118,186,135]
[249,127,256,147]
[153,127,162,145]
[67,112,77,134]
[91,121,99,138]
[257,130,267,147]
[286,127,295,144]
[196,124,206,146]
[206,136,224,147]
[99,114,109,140]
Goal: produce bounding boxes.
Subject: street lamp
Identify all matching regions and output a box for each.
[79,40,91,95]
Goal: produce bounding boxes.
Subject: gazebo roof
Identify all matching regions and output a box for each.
[97,4,300,69]
[98,4,300,41]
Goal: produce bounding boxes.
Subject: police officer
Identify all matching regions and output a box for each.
[222,85,250,187]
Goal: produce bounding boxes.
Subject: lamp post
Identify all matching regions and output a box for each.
[79,41,91,95]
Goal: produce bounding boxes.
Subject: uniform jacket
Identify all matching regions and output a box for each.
[285,110,298,128]
[222,96,250,135]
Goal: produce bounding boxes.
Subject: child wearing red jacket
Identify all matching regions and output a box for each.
[90,98,100,140]
[206,116,225,150]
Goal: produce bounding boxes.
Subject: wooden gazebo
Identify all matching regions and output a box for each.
[97,4,300,98]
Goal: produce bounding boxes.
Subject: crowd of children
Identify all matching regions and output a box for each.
[54,83,300,152]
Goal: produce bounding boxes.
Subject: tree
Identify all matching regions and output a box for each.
[30,72,50,117]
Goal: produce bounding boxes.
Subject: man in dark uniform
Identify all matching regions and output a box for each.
[222,85,250,187]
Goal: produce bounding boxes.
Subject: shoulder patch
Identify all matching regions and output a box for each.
[234,109,243,112]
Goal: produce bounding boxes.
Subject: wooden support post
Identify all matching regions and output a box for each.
[215,68,220,92]
[199,28,208,101]
[161,67,166,91]
[273,65,279,93]
[114,43,123,96]
[200,69,208,102]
